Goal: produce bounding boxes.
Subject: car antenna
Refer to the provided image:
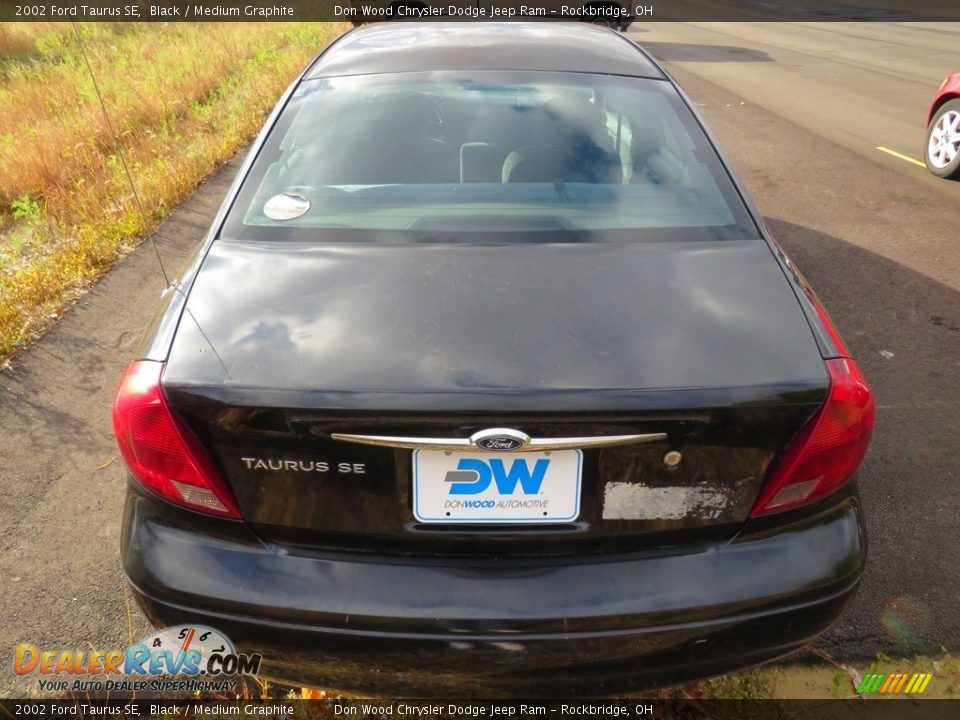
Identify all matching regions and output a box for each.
[553,178,568,203]
[70,22,172,290]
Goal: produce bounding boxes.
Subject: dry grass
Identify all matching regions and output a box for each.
[0,21,347,360]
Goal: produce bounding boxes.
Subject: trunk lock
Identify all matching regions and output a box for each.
[663,450,683,468]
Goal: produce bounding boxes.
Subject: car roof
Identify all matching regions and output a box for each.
[305,22,666,80]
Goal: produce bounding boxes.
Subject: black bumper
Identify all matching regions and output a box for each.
[122,489,865,697]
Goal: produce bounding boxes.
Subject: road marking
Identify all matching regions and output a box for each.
[875,146,926,168]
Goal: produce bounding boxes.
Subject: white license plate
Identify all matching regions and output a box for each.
[412,449,582,523]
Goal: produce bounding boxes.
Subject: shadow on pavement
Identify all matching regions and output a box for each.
[641,42,772,63]
[768,217,960,661]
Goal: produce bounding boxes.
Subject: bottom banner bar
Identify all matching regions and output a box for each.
[0,699,954,720]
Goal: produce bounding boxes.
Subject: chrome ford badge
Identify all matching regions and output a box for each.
[470,428,531,452]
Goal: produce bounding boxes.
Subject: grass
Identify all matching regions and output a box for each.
[652,647,960,700]
[159,649,960,703]
[0,21,348,361]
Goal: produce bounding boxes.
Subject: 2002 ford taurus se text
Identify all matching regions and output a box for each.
[114,23,875,696]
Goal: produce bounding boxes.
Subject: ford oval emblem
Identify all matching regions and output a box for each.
[470,428,530,452]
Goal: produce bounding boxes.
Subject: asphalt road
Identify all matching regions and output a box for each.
[636,21,960,661]
[1,22,959,698]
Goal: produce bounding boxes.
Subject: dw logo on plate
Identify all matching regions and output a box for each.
[445,458,549,495]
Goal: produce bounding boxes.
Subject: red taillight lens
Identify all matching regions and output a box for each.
[751,357,875,516]
[112,361,241,518]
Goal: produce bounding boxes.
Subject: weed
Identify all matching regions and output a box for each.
[10,194,41,221]
[0,22,347,360]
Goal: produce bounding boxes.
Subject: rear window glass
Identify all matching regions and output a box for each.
[222,72,759,242]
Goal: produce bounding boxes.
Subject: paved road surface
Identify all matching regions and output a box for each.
[637,21,960,662]
[1,22,959,697]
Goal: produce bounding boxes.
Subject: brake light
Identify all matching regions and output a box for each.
[112,361,241,518]
[751,357,875,516]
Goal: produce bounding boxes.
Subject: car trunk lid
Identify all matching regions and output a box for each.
[162,239,828,554]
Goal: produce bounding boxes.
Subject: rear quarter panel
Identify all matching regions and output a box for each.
[927,72,960,125]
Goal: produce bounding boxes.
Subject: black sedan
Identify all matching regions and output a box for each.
[114,23,875,696]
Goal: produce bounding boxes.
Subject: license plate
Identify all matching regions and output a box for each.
[412,449,582,523]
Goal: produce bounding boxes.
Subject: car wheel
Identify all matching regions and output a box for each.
[925,98,960,179]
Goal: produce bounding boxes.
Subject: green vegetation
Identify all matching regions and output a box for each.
[0,21,346,360]
[225,649,960,702]
[657,648,960,699]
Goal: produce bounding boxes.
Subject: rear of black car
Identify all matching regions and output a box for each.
[114,24,873,696]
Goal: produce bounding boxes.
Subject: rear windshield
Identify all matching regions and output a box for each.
[221,71,759,242]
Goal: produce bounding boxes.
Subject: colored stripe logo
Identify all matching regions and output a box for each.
[856,672,932,694]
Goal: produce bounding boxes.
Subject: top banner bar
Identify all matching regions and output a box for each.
[3,0,960,22]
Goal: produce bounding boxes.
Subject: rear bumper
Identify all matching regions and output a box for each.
[122,489,865,696]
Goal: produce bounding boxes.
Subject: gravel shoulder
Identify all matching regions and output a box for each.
[0,151,246,698]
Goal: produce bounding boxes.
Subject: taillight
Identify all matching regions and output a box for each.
[751,357,875,516]
[112,361,241,518]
